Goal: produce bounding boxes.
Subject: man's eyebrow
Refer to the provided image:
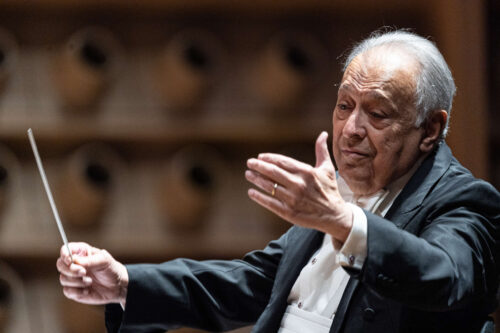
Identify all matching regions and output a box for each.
[337,83,353,92]
[337,83,397,112]
[338,83,391,102]
[365,90,391,103]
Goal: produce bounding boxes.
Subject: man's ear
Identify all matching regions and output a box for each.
[420,110,448,153]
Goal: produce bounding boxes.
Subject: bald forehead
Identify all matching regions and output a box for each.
[343,45,420,85]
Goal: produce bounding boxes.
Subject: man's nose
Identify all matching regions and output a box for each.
[343,108,366,139]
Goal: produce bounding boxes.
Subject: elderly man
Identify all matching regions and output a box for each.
[57,30,500,333]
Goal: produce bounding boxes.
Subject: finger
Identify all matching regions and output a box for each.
[257,153,312,174]
[315,131,335,170]
[63,287,109,305]
[60,274,92,288]
[248,188,291,222]
[60,245,73,265]
[247,158,299,189]
[60,242,92,264]
[56,257,70,273]
[56,258,87,278]
[74,249,111,270]
[245,170,294,201]
[63,286,90,301]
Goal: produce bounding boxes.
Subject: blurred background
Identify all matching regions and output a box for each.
[0,0,496,332]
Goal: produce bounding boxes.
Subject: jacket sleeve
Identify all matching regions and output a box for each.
[360,179,500,312]
[105,230,289,332]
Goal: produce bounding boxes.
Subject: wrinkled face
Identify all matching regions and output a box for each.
[332,48,426,195]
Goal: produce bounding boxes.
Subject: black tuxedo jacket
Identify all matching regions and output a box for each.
[105,143,500,332]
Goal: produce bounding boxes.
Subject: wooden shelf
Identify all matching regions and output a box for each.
[0,0,427,13]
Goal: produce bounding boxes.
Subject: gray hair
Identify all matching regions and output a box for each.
[343,29,456,138]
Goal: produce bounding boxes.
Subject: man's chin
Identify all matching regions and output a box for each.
[339,169,376,195]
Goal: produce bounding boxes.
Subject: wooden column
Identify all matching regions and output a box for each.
[428,2,498,329]
[428,0,488,180]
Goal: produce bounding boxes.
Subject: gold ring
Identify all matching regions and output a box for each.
[271,183,278,197]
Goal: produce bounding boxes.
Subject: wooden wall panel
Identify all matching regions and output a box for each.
[0,1,493,332]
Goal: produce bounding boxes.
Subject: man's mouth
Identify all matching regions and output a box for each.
[341,149,370,158]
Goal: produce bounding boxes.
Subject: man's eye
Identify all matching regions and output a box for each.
[370,111,386,119]
[338,104,349,111]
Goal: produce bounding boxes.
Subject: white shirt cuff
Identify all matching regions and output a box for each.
[334,203,367,270]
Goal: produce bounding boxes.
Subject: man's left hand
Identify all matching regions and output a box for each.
[245,131,353,243]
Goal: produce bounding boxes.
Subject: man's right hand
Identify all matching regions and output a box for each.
[56,242,129,306]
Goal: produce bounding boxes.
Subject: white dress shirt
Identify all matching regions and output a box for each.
[279,164,420,333]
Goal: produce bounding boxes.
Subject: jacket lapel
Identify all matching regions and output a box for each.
[329,143,453,333]
[384,143,452,228]
[279,228,324,290]
[254,227,324,332]
[330,278,359,333]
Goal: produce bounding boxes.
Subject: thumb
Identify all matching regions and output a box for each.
[315,131,335,171]
[74,249,112,270]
